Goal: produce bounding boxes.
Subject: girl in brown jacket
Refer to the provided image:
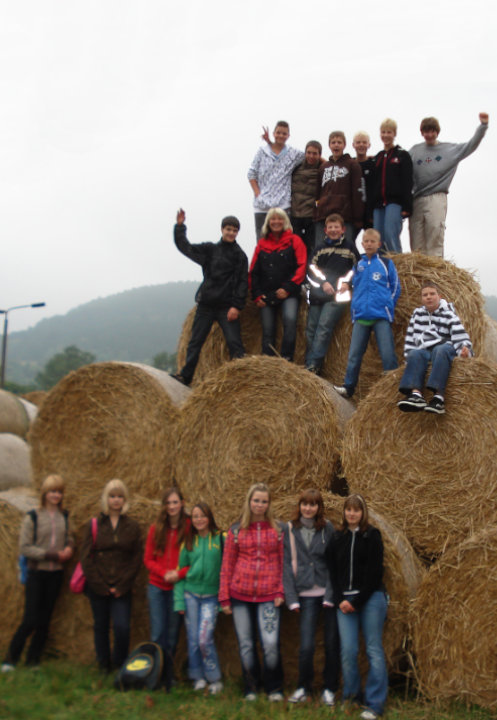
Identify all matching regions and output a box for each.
[80,479,142,672]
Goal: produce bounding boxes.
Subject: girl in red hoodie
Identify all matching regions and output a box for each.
[219,482,284,701]
[249,208,307,361]
[144,487,190,683]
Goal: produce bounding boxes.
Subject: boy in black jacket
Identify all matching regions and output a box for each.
[172,209,248,385]
[305,213,359,373]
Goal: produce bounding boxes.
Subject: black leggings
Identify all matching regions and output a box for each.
[5,570,63,665]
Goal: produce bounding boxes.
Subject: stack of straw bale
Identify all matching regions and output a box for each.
[0,434,33,490]
[174,356,354,528]
[29,362,190,506]
[21,391,47,408]
[270,495,424,681]
[342,357,497,559]
[0,389,31,437]
[176,254,485,400]
[481,313,497,364]
[411,527,497,709]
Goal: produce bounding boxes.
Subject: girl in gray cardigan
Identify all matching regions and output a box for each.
[283,488,339,705]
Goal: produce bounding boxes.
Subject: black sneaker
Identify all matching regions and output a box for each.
[398,393,427,411]
[424,396,445,414]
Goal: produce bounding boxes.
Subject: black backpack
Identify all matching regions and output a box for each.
[114,642,164,691]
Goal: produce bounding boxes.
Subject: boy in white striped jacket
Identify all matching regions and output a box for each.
[397,283,472,415]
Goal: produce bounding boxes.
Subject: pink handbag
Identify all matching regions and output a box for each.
[69,517,97,593]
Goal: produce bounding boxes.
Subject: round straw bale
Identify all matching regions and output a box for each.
[174,356,354,529]
[0,434,33,490]
[48,494,160,663]
[480,313,497,365]
[17,397,38,425]
[0,495,37,642]
[0,389,30,437]
[176,255,485,401]
[271,495,424,680]
[342,357,497,559]
[411,527,497,708]
[21,390,47,408]
[29,362,190,506]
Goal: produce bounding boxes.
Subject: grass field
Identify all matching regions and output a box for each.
[0,661,493,720]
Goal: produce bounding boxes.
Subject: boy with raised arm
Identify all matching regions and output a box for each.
[172,209,248,386]
[397,283,472,415]
[409,112,489,257]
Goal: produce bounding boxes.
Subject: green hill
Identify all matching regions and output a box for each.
[5,282,198,385]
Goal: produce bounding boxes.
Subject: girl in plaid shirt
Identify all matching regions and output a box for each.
[219,483,284,701]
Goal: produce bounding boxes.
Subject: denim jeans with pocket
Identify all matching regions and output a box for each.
[297,596,340,692]
[184,592,221,683]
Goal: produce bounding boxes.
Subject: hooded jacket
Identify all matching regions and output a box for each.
[307,234,360,305]
[371,145,413,214]
[314,154,364,224]
[403,299,473,358]
[350,253,400,323]
[249,229,307,301]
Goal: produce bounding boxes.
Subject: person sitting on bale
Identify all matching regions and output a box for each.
[397,282,473,415]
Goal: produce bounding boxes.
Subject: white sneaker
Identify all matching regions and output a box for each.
[268,691,284,702]
[360,710,378,720]
[1,663,15,673]
[208,681,223,695]
[321,689,336,706]
[333,385,351,398]
[244,692,257,701]
[288,687,307,703]
[193,678,207,690]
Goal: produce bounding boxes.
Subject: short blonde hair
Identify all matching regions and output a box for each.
[262,207,293,237]
[353,131,370,143]
[363,228,381,243]
[380,118,397,134]
[40,474,65,508]
[101,479,129,515]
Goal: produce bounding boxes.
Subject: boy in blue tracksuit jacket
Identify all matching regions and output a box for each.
[334,229,400,398]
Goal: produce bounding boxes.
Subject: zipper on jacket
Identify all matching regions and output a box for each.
[348,530,356,591]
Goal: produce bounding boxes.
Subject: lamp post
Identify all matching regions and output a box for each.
[0,303,46,388]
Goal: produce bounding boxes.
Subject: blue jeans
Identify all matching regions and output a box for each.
[297,597,340,692]
[184,592,221,683]
[373,204,403,253]
[231,599,283,695]
[305,302,346,370]
[87,587,132,670]
[344,320,398,395]
[147,584,182,663]
[180,303,245,383]
[260,296,299,361]
[337,591,388,716]
[399,343,457,396]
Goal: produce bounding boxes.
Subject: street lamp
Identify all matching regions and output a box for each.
[0,303,46,388]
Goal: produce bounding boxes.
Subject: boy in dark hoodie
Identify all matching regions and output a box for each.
[305,213,359,374]
[172,209,248,386]
[314,131,364,248]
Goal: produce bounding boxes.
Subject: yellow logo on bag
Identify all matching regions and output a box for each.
[126,657,151,671]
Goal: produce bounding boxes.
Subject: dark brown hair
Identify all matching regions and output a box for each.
[340,494,369,533]
[153,487,189,553]
[420,117,440,134]
[185,502,219,551]
[291,488,327,530]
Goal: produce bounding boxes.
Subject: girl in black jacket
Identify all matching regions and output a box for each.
[326,495,388,720]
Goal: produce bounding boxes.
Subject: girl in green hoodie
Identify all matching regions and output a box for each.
[173,502,223,694]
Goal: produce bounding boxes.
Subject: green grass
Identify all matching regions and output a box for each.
[0,662,493,720]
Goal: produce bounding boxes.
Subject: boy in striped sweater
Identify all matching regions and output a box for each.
[397,283,472,415]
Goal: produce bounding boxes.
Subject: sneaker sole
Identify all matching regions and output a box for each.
[398,402,426,412]
[424,406,445,414]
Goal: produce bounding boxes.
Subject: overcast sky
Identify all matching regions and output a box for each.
[1,0,495,332]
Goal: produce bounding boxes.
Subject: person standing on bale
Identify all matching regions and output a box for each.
[397,282,472,415]
[172,209,248,386]
[409,112,489,257]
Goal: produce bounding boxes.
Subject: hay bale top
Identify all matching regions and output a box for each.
[29,362,189,505]
[0,389,30,437]
[342,357,497,559]
[0,434,33,491]
[480,313,497,364]
[412,526,497,708]
[21,390,47,408]
[174,356,353,529]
